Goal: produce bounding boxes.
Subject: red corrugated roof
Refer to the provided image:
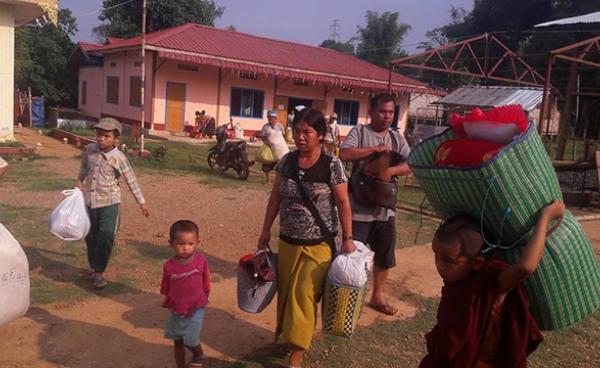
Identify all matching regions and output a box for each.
[83,23,444,95]
[79,41,104,53]
[106,37,126,43]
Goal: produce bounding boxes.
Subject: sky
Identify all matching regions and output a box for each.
[60,0,473,52]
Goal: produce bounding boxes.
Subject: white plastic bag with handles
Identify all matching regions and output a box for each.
[49,188,91,241]
[328,241,374,287]
[0,223,30,326]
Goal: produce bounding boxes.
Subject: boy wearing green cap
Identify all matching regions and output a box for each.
[76,117,149,288]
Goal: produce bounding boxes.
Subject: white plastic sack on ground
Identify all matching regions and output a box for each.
[328,241,374,287]
[269,133,290,160]
[0,223,30,326]
[49,188,91,241]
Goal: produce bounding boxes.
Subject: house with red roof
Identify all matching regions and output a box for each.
[72,23,442,136]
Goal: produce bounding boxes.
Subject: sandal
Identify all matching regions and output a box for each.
[188,359,203,367]
[367,302,398,316]
[92,275,107,289]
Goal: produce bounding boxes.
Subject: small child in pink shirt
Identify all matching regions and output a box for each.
[161,220,211,368]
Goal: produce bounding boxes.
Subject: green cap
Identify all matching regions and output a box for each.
[93,117,122,135]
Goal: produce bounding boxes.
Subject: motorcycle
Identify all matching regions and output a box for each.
[207,124,252,180]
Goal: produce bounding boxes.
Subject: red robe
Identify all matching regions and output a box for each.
[420,259,543,368]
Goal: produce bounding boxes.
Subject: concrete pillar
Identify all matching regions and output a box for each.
[0,4,15,141]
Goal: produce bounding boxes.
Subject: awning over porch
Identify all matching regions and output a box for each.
[154,48,440,95]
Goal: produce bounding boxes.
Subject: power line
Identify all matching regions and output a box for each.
[358,29,600,53]
[74,0,137,18]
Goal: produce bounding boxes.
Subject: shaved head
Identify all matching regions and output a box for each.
[435,216,484,258]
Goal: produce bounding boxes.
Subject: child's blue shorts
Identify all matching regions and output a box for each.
[164,308,205,347]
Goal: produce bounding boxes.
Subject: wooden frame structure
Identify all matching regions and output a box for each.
[539,35,600,159]
[389,33,546,88]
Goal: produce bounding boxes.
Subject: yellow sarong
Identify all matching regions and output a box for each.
[276,240,332,349]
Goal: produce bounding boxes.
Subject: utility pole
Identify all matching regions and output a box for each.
[329,19,341,42]
[140,0,148,142]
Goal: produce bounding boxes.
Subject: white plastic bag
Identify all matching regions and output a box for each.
[49,188,91,241]
[0,223,30,326]
[328,241,374,287]
[269,133,290,160]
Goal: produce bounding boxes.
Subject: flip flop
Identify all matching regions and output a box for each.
[367,302,398,316]
[92,275,107,289]
[188,360,203,367]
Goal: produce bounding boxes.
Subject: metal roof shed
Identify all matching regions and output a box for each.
[430,86,558,134]
[535,11,600,27]
[433,86,544,111]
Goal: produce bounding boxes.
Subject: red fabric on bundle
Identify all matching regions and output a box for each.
[435,139,504,167]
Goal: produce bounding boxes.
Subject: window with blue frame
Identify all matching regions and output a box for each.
[334,99,360,125]
[230,88,264,118]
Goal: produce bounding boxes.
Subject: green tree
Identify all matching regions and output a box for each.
[94,0,224,40]
[417,6,465,51]
[15,9,78,107]
[418,1,600,89]
[355,11,411,67]
[319,39,355,55]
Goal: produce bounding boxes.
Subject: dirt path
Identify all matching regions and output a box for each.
[0,130,442,367]
[1,128,598,367]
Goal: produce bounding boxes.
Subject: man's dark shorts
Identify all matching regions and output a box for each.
[352,217,396,269]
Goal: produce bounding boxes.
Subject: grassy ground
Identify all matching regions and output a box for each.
[395,211,439,246]
[544,138,588,161]
[132,140,438,246]
[230,296,600,368]
[128,140,266,190]
[3,141,599,367]
[1,202,141,305]
[0,141,27,147]
[396,184,434,212]
[0,159,73,192]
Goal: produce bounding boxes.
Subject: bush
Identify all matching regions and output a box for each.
[60,123,96,137]
[150,144,167,162]
[119,137,140,151]
[0,141,26,148]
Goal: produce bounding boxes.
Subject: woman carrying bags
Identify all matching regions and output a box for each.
[258,110,289,184]
[257,108,355,368]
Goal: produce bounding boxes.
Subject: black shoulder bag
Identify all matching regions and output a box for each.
[349,126,402,209]
[289,151,337,256]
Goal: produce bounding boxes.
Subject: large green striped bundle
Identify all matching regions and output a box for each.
[408,123,600,329]
[408,123,562,246]
[500,210,600,330]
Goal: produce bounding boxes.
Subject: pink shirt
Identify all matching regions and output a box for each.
[160,253,211,315]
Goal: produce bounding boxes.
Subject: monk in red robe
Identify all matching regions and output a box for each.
[421,200,565,368]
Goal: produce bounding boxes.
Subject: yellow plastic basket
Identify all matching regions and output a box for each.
[322,277,366,337]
